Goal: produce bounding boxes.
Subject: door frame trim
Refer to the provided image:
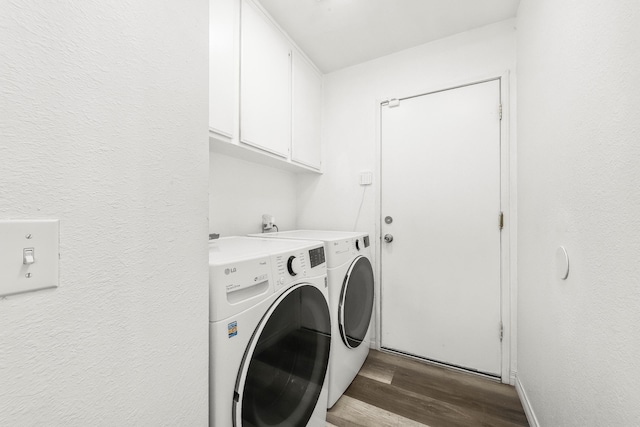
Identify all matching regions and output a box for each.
[373,71,515,384]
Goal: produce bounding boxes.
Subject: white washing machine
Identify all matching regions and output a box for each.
[250,231,375,408]
[209,237,331,427]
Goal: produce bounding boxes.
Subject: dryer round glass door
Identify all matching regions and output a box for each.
[339,256,375,349]
[234,284,331,427]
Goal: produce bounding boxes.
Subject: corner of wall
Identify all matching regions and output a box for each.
[515,375,540,427]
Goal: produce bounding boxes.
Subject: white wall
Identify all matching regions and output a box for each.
[516,0,640,425]
[0,2,209,426]
[209,152,298,236]
[298,19,517,368]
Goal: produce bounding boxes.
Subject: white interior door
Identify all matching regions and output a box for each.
[380,79,502,376]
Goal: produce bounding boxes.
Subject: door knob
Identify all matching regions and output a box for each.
[384,234,394,243]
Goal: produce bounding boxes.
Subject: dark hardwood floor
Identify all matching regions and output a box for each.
[327,350,528,427]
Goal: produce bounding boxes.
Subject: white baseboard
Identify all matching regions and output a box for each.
[515,375,540,427]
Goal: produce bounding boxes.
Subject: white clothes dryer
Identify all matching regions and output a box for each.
[250,231,375,408]
[209,237,331,427]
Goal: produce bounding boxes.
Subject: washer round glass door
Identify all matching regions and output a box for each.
[234,284,331,427]
[339,256,375,348]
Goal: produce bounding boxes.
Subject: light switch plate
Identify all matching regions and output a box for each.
[0,219,59,297]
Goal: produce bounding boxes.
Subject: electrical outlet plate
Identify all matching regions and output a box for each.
[0,219,59,297]
[359,171,373,186]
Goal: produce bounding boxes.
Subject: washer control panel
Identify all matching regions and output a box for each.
[273,245,325,290]
[287,256,301,276]
[309,246,325,267]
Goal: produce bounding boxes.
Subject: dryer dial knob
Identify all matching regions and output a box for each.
[287,256,301,276]
[355,239,361,251]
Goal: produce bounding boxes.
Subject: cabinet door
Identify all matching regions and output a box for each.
[292,51,322,170]
[209,0,236,138]
[240,0,291,158]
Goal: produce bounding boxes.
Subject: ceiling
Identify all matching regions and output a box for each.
[258,0,520,73]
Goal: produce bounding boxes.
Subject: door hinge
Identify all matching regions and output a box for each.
[499,212,504,231]
[499,322,504,342]
[498,104,503,120]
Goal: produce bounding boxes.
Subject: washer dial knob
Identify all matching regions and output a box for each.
[287,256,301,276]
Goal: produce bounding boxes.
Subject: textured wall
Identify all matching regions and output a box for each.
[516,0,640,425]
[0,1,209,426]
[209,152,298,236]
[299,20,517,360]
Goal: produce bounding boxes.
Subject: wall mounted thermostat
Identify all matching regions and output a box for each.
[0,219,59,297]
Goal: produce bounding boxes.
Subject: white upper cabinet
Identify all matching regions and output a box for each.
[291,51,322,170]
[240,0,291,158]
[209,0,237,139]
[209,0,322,173]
